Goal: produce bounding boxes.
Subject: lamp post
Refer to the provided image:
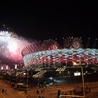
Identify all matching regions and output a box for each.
[79,51,85,98]
[73,62,85,98]
[79,55,85,97]
[80,65,85,98]
[26,69,29,92]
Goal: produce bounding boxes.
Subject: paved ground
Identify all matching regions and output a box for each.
[0,80,25,98]
[0,79,98,98]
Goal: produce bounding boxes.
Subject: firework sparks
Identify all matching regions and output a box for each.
[64,37,83,48]
[0,31,31,66]
[42,39,59,50]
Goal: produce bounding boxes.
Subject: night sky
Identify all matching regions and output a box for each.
[0,1,98,47]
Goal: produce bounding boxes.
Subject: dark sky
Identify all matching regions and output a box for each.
[0,1,98,47]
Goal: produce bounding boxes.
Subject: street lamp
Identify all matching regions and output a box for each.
[26,69,29,92]
[73,62,85,98]
[80,65,85,98]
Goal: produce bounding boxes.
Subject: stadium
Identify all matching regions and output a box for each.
[22,48,98,67]
[20,37,98,85]
[21,37,98,68]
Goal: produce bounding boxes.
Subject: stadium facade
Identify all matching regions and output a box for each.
[22,48,98,68]
[21,38,98,68]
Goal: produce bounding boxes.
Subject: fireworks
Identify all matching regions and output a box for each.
[22,37,83,57]
[42,39,59,50]
[0,31,18,38]
[21,39,59,57]
[0,31,31,65]
[0,31,85,68]
[64,37,83,48]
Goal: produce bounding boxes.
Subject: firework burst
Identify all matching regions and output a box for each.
[64,37,83,48]
[0,31,31,66]
[42,39,59,50]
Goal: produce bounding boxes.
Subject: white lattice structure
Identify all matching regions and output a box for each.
[22,48,98,67]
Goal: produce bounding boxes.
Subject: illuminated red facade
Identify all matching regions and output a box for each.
[22,48,98,67]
